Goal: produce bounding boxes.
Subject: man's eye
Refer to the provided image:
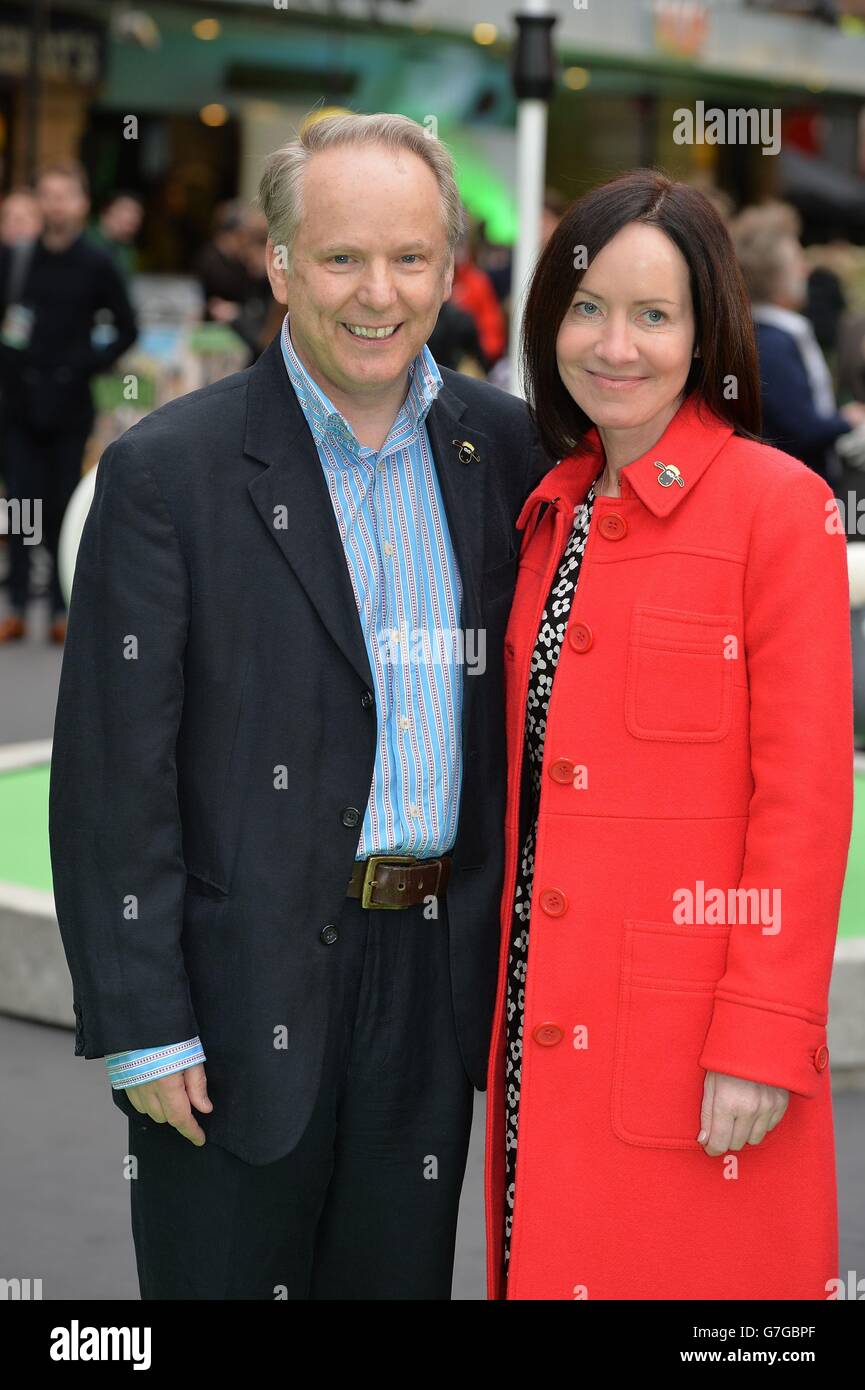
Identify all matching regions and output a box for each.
[331,255,352,265]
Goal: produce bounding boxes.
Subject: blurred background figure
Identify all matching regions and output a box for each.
[0,161,137,645]
[203,207,281,364]
[731,199,865,488]
[88,192,144,281]
[450,220,507,372]
[0,189,42,247]
[194,198,256,323]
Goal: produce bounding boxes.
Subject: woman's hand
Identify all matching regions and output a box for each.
[698,1071,789,1155]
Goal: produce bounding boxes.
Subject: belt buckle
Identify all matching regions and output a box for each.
[361,855,417,910]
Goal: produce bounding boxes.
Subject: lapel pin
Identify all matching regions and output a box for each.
[655,460,684,488]
[453,438,481,465]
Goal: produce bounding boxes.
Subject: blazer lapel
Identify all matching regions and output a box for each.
[245,335,374,690]
[424,384,490,646]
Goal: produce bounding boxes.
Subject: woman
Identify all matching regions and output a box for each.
[484,170,853,1301]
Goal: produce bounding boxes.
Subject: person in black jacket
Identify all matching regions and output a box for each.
[0,161,137,643]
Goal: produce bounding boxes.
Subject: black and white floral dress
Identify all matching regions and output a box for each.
[503,473,602,1279]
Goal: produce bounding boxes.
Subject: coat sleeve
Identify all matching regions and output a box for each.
[697,461,854,1098]
[49,432,200,1058]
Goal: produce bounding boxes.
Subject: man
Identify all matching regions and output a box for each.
[0,161,137,643]
[88,191,144,280]
[49,113,549,1300]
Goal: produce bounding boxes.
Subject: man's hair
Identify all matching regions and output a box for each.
[256,112,463,267]
[36,159,90,198]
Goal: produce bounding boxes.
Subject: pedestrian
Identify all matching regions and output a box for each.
[0,161,137,643]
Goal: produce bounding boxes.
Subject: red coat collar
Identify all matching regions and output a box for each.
[517,391,736,530]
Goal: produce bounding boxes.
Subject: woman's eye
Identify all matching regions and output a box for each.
[643,308,666,324]
[573,301,599,317]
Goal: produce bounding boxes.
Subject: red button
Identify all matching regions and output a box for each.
[539,888,568,916]
[814,1044,829,1072]
[549,758,575,784]
[568,621,593,652]
[533,1022,563,1047]
[599,513,628,540]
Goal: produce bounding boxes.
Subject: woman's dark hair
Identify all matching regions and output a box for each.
[521,168,762,460]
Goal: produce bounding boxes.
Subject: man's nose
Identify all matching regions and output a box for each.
[356,265,399,310]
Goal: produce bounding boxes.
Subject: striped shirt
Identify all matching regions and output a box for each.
[105,312,464,1089]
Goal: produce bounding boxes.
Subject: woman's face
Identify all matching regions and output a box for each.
[555,222,696,435]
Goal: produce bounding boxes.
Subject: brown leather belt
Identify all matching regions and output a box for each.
[347,853,452,910]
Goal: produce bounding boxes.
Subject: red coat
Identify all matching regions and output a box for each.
[484,391,854,1300]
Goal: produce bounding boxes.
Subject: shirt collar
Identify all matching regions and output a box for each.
[279,312,442,455]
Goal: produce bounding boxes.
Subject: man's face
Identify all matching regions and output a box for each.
[266,144,454,398]
[0,193,41,246]
[103,197,143,242]
[36,174,89,237]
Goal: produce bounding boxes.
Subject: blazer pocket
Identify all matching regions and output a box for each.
[184,870,229,902]
[482,553,518,606]
[625,605,735,742]
[611,919,779,1151]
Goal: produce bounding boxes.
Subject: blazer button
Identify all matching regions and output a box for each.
[539,888,568,916]
[361,689,374,710]
[568,621,593,652]
[814,1044,829,1072]
[549,758,575,784]
[341,806,361,828]
[599,512,627,540]
[533,1022,563,1046]
[320,924,339,945]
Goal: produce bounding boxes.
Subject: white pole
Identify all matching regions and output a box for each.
[509,0,552,401]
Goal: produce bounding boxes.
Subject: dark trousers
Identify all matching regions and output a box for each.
[128,893,475,1299]
[3,416,91,616]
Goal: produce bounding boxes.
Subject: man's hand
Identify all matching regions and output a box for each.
[698,1071,789,1156]
[127,1064,212,1146]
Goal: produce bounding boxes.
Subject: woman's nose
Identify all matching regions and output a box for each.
[594,318,640,362]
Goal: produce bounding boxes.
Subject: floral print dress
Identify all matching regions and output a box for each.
[503,474,601,1280]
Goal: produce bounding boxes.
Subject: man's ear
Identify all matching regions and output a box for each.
[442,254,455,301]
[265,236,290,306]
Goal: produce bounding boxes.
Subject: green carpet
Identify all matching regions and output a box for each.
[1,764,863,937]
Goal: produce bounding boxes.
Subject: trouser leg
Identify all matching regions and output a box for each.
[309,896,474,1300]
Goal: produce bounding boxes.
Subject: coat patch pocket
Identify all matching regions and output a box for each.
[613,918,745,1150]
[625,605,735,742]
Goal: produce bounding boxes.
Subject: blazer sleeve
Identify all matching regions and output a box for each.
[49,432,200,1058]
[697,462,854,1098]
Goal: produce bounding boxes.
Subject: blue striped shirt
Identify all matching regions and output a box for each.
[105,312,464,1089]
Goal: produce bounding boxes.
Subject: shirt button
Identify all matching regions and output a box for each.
[361,689,374,709]
[409,804,421,818]
[539,888,568,916]
[320,924,339,945]
[549,758,575,784]
[568,621,593,652]
[341,806,360,828]
[399,715,410,731]
[532,1022,563,1047]
[599,513,627,540]
[383,542,395,556]
[814,1044,829,1072]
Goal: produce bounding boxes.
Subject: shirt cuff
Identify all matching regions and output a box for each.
[104,1037,206,1089]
